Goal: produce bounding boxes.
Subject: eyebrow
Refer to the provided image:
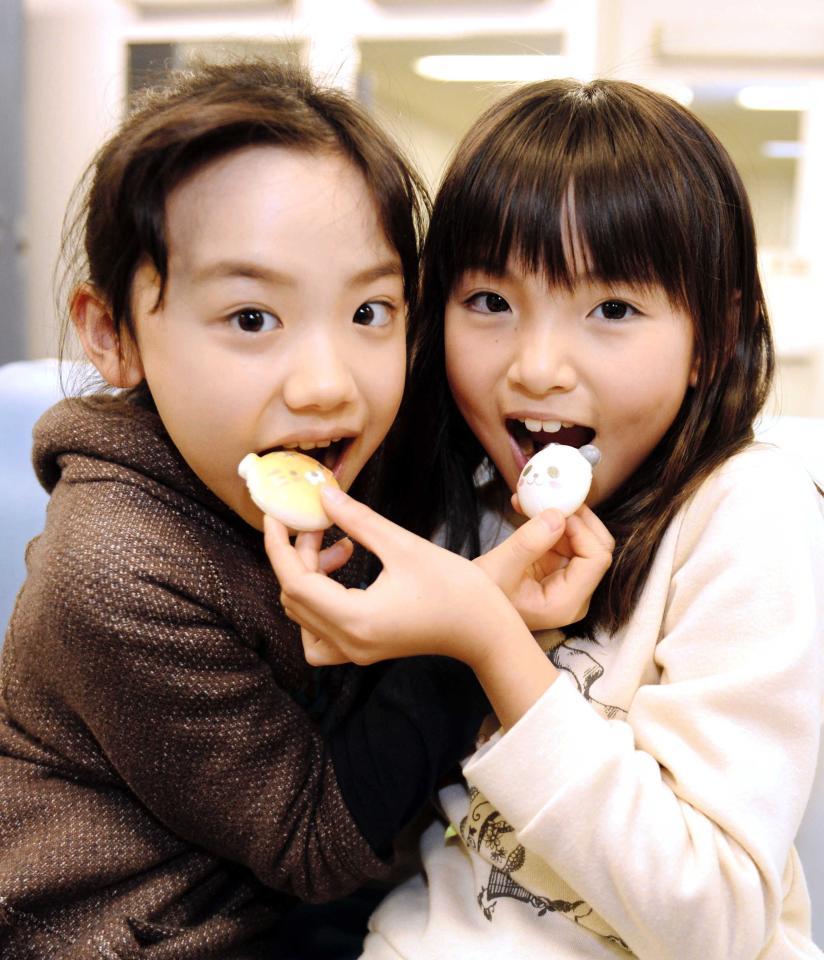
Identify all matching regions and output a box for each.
[458,267,514,284]
[193,261,293,285]
[347,261,403,287]
[193,259,403,287]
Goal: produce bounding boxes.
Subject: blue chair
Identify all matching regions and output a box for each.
[0,360,68,633]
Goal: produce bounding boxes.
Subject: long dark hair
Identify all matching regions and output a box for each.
[384,78,773,636]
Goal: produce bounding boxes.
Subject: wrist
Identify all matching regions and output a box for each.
[470,608,559,730]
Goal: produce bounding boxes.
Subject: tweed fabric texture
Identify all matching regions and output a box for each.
[0,396,389,959]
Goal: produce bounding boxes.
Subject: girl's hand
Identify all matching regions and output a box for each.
[475,505,614,631]
[264,488,540,672]
[262,526,353,664]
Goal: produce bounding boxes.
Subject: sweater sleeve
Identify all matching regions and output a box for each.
[463,447,824,959]
[48,495,486,904]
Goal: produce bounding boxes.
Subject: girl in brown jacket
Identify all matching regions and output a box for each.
[0,60,489,959]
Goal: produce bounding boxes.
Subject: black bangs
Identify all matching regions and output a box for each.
[403,76,773,634]
[429,79,724,312]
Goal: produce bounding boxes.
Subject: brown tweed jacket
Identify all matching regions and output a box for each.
[0,396,389,959]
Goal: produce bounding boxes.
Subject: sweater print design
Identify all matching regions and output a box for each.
[460,639,630,950]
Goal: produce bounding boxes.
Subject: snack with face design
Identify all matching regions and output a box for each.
[238,451,340,531]
[517,443,601,518]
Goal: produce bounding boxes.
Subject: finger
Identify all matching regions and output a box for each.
[318,537,354,575]
[478,509,565,592]
[552,517,613,605]
[300,626,350,667]
[264,515,313,585]
[295,530,323,573]
[263,513,292,550]
[276,550,369,640]
[564,513,614,566]
[304,641,350,667]
[282,592,350,647]
[319,486,418,556]
[284,595,367,666]
[570,505,615,551]
[510,493,525,516]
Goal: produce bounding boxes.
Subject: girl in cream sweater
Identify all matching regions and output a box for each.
[267,79,824,958]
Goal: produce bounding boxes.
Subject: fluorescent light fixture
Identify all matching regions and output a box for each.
[736,85,811,111]
[413,55,573,83]
[646,81,693,107]
[761,140,804,159]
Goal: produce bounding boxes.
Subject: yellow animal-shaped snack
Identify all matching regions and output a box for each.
[238,450,340,531]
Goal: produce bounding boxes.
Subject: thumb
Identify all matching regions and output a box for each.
[477,509,565,590]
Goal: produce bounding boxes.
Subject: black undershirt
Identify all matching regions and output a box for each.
[330,655,490,858]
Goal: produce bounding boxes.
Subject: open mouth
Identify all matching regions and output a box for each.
[259,438,354,477]
[506,419,595,469]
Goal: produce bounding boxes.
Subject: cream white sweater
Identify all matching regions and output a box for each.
[364,444,824,959]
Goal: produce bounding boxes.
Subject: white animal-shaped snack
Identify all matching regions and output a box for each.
[517,443,601,518]
[238,450,340,531]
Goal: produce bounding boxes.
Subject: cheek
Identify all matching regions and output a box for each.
[445,331,492,421]
[606,355,689,429]
[366,347,406,420]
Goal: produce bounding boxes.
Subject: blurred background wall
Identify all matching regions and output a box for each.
[7,0,824,416]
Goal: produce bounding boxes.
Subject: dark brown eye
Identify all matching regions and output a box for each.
[232,308,279,333]
[522,464,532,477]
[593,300,639,322]
[484,293,509,312]
[467,291,511,314]
[353,302,391,327]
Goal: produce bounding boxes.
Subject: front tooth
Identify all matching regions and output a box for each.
[298,441,316,450]
[283,442,298,449]
[542,420,562,433]
[316,440,331,448]
[524,418,542,432]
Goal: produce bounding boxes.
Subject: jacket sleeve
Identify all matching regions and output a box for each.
[463,448,824,959]
[53,492,487,903]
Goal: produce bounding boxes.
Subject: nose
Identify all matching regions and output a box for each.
[507,321,577,396]
[282,331,358,413]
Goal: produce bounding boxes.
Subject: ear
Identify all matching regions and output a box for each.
[71,284,144,388]
[689,356,699,388]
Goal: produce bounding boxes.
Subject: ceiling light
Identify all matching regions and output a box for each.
[413,55,574,83]
[761,140,804,159]
[646,81,694,106]
[736,86,811,111]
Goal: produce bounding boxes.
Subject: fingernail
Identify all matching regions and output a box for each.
[321,484,345,504]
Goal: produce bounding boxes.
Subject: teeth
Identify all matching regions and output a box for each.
[292,439,336,451]
[521,418,564,433]
[274,437,346,453]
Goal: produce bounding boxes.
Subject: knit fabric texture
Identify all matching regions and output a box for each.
[0,395,389,959]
